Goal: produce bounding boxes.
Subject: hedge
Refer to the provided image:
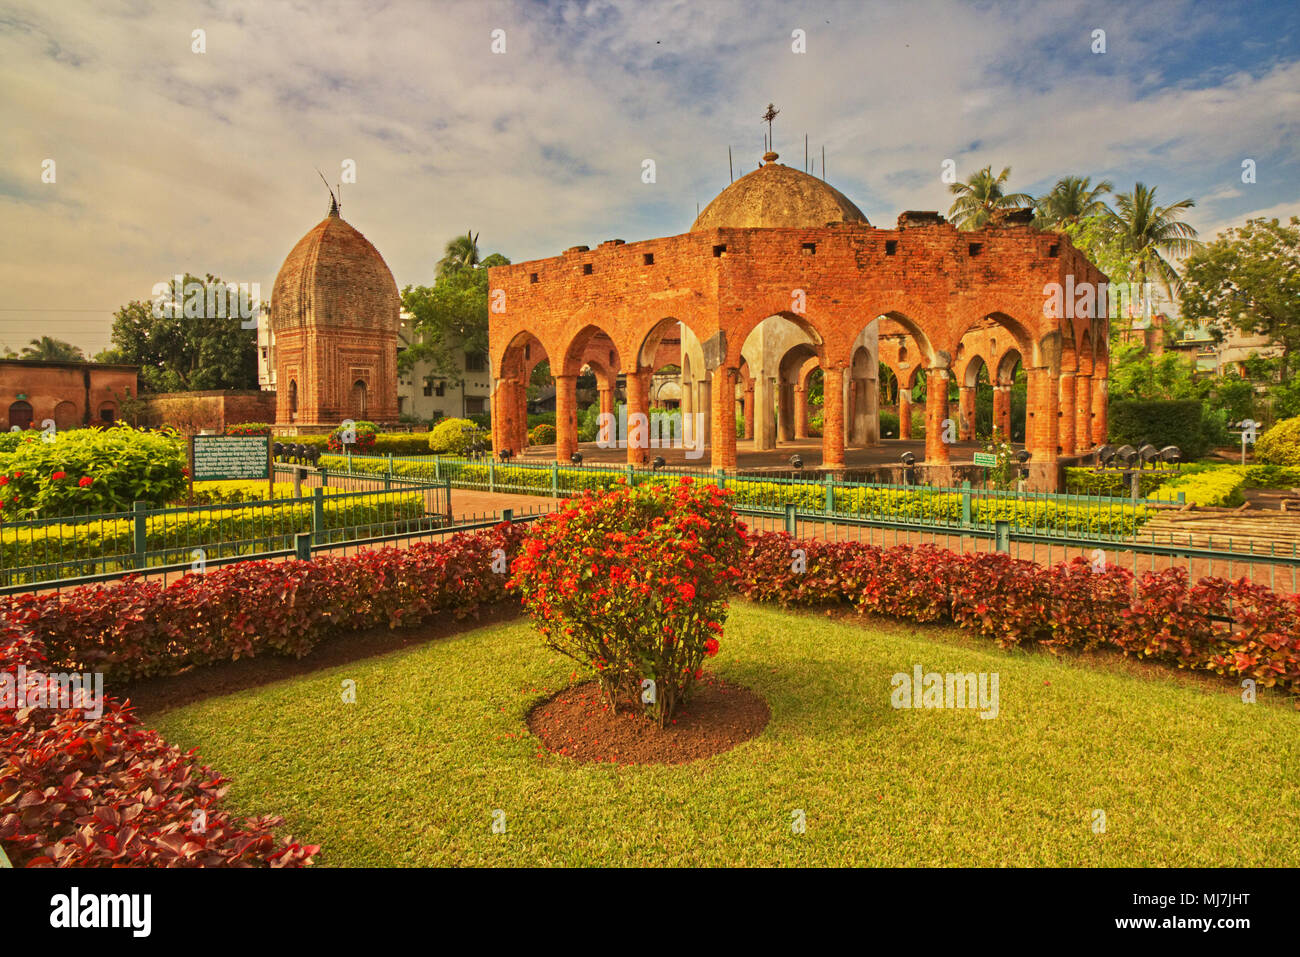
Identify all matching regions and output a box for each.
[1107,399,1211,459]
[0,493,427,586]
[1063,467,1175,497]
[1150,467,1249,507]
[1255,416,1300,466]
[276,432,436,457]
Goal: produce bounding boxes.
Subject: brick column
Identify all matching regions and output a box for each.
[743,383,755,440]
[992,385,1011,440]
[598,385,614,419]
[1058,372,1076,456]
[1027,367,1059,463]
[778,382,795,442]
[492,378,513,455]
[1091,377,1108,445]
[957,386,975,441]
[626,370,649,466]
[710,367,737,471]
[554,374,577,461]
[514,379,528,455]
[924,369,950,463]
[821,365,845,468]
[1074,374,1092,450]
[898,390,912,440]
[794,385,808,439]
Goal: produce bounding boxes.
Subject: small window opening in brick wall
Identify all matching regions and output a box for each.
[801,242,816,255]
[1047,244,1060,257]
[885,240,898,255]
[968,243,983,256]
[643,253,655,265]
[583,263,593,275]
[713,244,727,257]
[529,273,539,283]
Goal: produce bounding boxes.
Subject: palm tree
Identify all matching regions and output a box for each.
[21,336,83,361]
[1107,183,1201,306]
[1035,175,1114,228]
[436,231,481,277]
[947,166,1034,230]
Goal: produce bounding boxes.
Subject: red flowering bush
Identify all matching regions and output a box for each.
[509,479,745,725]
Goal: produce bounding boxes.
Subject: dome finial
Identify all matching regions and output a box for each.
[316,168,340,217]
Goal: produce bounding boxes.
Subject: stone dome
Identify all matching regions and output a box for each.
[270,205,400,332]
[691,153,869,231]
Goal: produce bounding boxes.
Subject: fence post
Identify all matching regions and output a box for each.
[347,449,352,474]
[1177,491,1185,505]
[551,462,559,498]
[444,477,453,523]
[133,501,148,570]
[1129,470,1140,503]
[293,467,304,500]
[435,455,442,482]
[995,519,1010,554]
[294,531,312,561]
[489,459,496,493]
[961,480,972,527]
[626,464,635,487]
[784,503,797,536]
[824,473,834,514]
[502,508,513,524]
[312,486,325,539]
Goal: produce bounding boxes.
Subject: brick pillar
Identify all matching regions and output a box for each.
[794,385,808,438]
[554,374,577,461]
[1058,372,1076,456]
[492,378,513,454]
[778,382,795,442]
[992,385,1011,440]
[626,370,649,466]
[821,366,845,468]
[957,386,975,441]
[599,385,614,419]
[898,390,912,440]
[924,369,950,463]
[1091,377,1108,445]
[1075,374,1092,450]
[514,380,528,455]
[1027,367,1059,463]
[710,367,737,471]
[743,383,755,440]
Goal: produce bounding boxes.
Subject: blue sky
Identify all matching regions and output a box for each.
[1,0,1297,355]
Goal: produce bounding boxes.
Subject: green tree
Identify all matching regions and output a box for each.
[437,231,481,278]
[109,273,258,392]
[1180,216,1300,382]
[1035,175,1114,228]
[947,165,1034,230]
[1106,182,1201,310]
[1107,341,1208,401]
[401,243,510,380]
[20,336,84,361]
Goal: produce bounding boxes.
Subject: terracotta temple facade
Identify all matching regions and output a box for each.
[488,151,1109,487]
[269,198,401,431]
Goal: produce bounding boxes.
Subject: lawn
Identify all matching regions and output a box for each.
[148,602,1300,867]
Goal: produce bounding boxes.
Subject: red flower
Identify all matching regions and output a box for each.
[50,471,66,481]
[78,476,93,487]
[0,476,8,486]
[704,637,720,657]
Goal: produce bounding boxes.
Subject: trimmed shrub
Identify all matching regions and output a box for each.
[1108,399,1211,459]
[1151,467,1248,507]
[1064,467,1174,497]
[1243,464,1300,489]
[373,433,434,456]
[1255,416,1300,466]
[0,426,185,519]
[327,421,378,454]
[510,480,745,725]
[429,418,479,454]
[224,422,273,436]
[529,423,556,446]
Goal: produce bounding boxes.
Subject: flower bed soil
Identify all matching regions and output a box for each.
[527,675,770,765]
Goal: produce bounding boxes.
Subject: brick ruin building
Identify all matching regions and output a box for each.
[269,196,400,431]
[488,150,1110,488]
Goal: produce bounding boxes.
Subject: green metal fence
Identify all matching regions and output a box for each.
[0,473,453,593]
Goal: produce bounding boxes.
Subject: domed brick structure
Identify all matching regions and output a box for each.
[693,153,869,230]
[488,148,1110,489]
[270,197,400,429]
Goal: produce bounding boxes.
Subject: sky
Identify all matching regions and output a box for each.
[1,0,1297,356]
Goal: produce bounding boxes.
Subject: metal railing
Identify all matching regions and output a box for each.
[0,472,453,593]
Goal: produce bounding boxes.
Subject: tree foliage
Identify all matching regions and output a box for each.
[401,238,509,380]
[109,273,257,393]
[947,165,1033,230]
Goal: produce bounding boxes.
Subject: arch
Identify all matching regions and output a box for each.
[961,353,989,389]
[53,400,78,430]
[7,400,33,430]
[288,380,298,420]
[351,379,368,419]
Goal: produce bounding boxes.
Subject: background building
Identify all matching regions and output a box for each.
[0,359,138,431]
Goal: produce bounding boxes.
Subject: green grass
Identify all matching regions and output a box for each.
[148,603,1300,867]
